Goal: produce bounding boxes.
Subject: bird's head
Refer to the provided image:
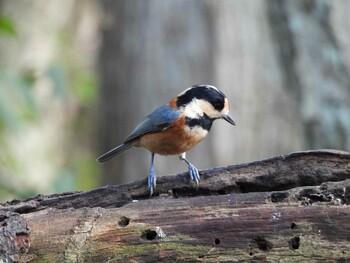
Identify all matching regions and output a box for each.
[175,84,235,125]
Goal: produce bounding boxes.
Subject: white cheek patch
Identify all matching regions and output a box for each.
[196,99,217,117]
[181,96,229,120]
[181,98,222,119]
[181,99,204,118]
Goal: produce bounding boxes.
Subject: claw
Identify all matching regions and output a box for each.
[179,153,200,186]
[188,163,200,185]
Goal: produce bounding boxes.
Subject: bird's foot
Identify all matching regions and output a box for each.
[187,163,200,186]
[148,168,156,196]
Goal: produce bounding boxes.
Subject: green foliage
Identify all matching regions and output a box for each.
[72,152,100,191]
[73,74,97,106]
[0,16,17,37]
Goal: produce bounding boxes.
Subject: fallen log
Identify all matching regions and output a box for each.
[1,149,349,262]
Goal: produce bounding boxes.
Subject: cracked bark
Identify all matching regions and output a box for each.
[0,149,350,262]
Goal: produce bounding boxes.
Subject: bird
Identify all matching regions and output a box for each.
[97,84,235,195]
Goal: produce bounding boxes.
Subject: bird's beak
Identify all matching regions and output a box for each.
[223,113,236,126]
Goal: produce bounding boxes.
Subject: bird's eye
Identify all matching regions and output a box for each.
[212,99,223,110]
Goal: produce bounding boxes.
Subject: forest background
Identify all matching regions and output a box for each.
[0,0,349,201]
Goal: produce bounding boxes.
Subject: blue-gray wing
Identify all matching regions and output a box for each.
[124,105,181,143]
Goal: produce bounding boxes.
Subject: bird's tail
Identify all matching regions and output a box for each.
[97,143,133,163]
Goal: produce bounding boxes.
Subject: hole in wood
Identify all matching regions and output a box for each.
[249,252,253,256]
[270,192,289,203]
[252,236,273,251]
[118,216,130,227]
[141,229,157,240]
[290,222,297,229]
[289,236,300,249]
[214,238,220,245]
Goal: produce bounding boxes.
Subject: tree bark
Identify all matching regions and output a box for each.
[1,149,350,262]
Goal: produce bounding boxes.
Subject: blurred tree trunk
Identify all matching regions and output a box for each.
[267,0,350,150]
[210,1,304,165]
[97,0,350,186]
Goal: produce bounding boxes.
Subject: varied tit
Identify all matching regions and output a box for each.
[97,84,235,195]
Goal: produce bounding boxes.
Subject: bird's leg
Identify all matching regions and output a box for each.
[179,152,200,185]
[148,153,156,195]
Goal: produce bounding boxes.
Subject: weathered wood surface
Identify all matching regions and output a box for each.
[0,149,350,262]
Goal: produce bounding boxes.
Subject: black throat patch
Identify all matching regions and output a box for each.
[185,114,214,131]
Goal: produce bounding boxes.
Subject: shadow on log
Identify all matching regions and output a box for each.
[1,149,350,262]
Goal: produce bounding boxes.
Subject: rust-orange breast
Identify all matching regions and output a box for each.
[136,115,207,156]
